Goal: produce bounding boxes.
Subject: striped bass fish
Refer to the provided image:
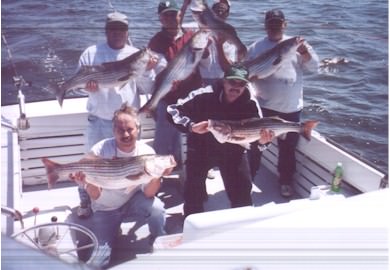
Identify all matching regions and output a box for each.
[190,0,246,59]
[42,154,176,189]
[243,36,303,79]
[53,48,154,107]
[208,117,319,149]
[139,30,210,113]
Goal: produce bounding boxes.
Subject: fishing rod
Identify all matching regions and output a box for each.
[1,33,31,130]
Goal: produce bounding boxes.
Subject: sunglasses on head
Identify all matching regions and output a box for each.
[228,79,247,87]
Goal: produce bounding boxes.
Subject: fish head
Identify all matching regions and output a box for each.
[191,30,211,50]
[190,0,207,26]
[276,36,303,62]
[207,119,232,144]
[287,36,304,53]
[137,47,155,66]
[190,0,206,12]
[145,155,177,178]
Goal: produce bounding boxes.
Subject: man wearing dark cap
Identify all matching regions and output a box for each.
[167,64,274,217]
[76,11,158,218]
[246,9,319,198]
[148,0,203,171]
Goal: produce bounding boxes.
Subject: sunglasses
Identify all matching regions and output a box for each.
[106,26,128,32]
[265,19,284,29]
[227,79,247,87]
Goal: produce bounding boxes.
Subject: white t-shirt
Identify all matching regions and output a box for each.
[89,138,155,212]
[79,42,155,120]
[246,35,319,113]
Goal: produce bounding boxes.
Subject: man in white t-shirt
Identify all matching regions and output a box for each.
[246,9,319,197]
[77,11,161,218]
[70,104,168,268]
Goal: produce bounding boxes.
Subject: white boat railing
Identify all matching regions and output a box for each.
[3,97,386,194]
[262,130,386,197]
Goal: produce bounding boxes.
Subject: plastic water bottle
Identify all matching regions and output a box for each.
[331,162,343,192]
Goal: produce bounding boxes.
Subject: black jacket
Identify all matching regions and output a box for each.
[167,80,260,155]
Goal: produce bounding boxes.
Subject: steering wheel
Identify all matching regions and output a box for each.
[8,216,99,265]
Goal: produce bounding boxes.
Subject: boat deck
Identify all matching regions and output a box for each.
[16,162,295,267]
[2,98,387,269]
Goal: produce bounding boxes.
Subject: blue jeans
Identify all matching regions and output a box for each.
[153,101,182,166]
[86,114,114,150]
[79,115,114,207]
[89,191,166,268]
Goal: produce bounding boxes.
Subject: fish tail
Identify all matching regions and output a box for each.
[138,100,156,116]
[56,85,66,107]
[41,157,60,189]
[47,82,65,107]
[302,120,319,141]
[138,103,150,114]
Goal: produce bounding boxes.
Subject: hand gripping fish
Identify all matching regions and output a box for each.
[138,30,210,114]
[243,36,303,79]
[190,0,246,59]
[207,117,319,149]
[42,154,177,189]
[53,48,155,107]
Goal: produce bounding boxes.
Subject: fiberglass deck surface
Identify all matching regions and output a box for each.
[18,166,298,268]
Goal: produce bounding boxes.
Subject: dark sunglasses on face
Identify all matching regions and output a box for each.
[106,23,128,32]
[228,79,247,87]
[265,19,284,29]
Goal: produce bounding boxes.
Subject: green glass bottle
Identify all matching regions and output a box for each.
[331,162,343,192]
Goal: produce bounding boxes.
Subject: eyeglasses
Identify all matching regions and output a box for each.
[227,79,247,87]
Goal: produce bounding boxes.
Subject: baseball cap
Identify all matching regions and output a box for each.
[265,9,285,23]
[213,0,231,7]
[224,64,250,83]
[158,1,180,14]
[106,11,129,26]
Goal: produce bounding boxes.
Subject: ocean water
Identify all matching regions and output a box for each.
[1,0,388,171]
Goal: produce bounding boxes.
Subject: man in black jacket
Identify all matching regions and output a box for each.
[167,64,273,217]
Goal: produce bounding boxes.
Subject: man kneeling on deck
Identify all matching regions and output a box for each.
[167,64,274,217]
[70,104,168,268]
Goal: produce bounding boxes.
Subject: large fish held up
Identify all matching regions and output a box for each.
[207,117,319,149]
[53,48,155,107]
[190,0,246,59]
[42,154,177,189]
[139,30,210,113]
[243,36,303,79]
